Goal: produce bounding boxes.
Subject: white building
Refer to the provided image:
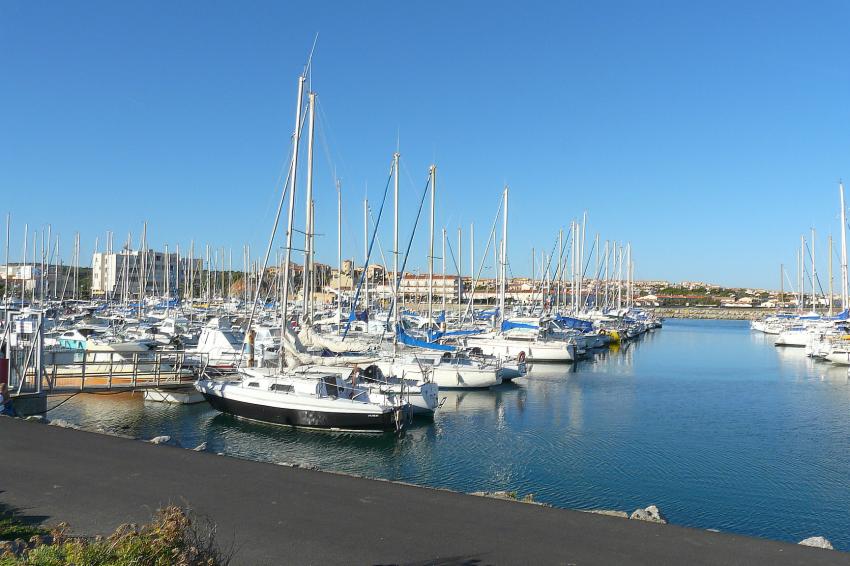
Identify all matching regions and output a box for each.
[0,264,39,292]
[91,250,202,298]
[398,274,462,301]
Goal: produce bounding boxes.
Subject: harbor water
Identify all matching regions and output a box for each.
[49,319,850,550]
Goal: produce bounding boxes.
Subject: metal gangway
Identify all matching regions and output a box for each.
[2,309,204,398]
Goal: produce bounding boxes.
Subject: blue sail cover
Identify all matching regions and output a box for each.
[501,320,538,332]
[426,328,483,342]
[436,311,446,323]
[830,309,850,321]
[347,309,370,322]
[396,325,456,351]
[477,308,500,320]
[153,298,180,309]
[555,315,593,332]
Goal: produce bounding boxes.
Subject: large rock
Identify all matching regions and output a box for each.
[630,505,667,524]
[798,536,834,550]
[148,435,171,445]
[48,419,79,430]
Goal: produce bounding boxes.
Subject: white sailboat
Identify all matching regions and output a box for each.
[196,61,412,432]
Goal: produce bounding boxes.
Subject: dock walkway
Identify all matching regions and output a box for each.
[0,417,846,565]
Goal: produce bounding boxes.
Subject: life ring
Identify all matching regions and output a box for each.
[518,351,526,363]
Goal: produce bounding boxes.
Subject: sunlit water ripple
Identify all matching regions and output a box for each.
[50,319,850,549]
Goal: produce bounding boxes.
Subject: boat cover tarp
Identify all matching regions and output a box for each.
[348,309,369,322]
[501,320,538,332]
[555,315,594,332]
[426,328,483,342]
[396,325,456,352]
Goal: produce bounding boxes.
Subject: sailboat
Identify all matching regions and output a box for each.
[196,61,411,432]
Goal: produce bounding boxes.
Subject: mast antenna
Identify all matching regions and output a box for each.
[304,33,319,83]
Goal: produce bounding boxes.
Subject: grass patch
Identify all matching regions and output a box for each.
[0,506,232,565]
[0,518,44,543]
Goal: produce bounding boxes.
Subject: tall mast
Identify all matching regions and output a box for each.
[594,233,600,310]
[499,186,508,326]
[176,243,181,302]
[800,235,806,309]
[531,247,535,309]
[557,230,563,313]
[626,242,632,308]
[840,181,848,310]
[603,240,609,310]
[363,196,369,315]
[616,245,623,310]
[495,237,499,311]
[392,152,400,333]
[427,165,436,325]
[74,232,80,300]
[828,234,833,316]
[797,234,806,312]
[441,227,447,317]
[779,263,783,311]
[140,223,147,303]
[570,220,579,314]
[21,223,27,304]
[279,73,307,367]
[578,212,587,313]
[4,214,9,304]
[301,90,316,319]
[337,180,342,334]
[470,223,474,295]
[165,244,170,310]
[189,240,194,308]
[811,228,816,312]
[457,227,462,317]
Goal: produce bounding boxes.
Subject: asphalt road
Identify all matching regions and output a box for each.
[0,417,847,565]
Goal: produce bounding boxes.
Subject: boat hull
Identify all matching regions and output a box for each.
[200,391,404,431]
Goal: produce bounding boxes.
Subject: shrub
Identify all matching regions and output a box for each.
[0,506,231,566]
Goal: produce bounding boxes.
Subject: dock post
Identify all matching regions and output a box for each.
[35,311,44,395]
[132,354,138,388]
[108,352,113,390]
[80,351,87,391]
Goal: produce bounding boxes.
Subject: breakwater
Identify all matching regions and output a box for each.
[652,307,772,320]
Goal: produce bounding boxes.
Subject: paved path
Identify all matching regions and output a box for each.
[0,417,847,565]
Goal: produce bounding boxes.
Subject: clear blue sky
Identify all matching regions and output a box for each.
[2,1,849,289]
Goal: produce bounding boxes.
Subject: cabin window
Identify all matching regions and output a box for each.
[247,382,260,388]
[271,384,294,393]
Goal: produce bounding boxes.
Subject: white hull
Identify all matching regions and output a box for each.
[825,350,850,365]
[466,336,575,363]
[774,331,812,347]
[375,359,501,390]
[143,388,206,404]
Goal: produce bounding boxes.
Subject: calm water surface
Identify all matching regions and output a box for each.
[51,319,850,549]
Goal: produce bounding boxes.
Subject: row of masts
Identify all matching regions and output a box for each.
[779,182,850,315]
[529,218,635,314]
